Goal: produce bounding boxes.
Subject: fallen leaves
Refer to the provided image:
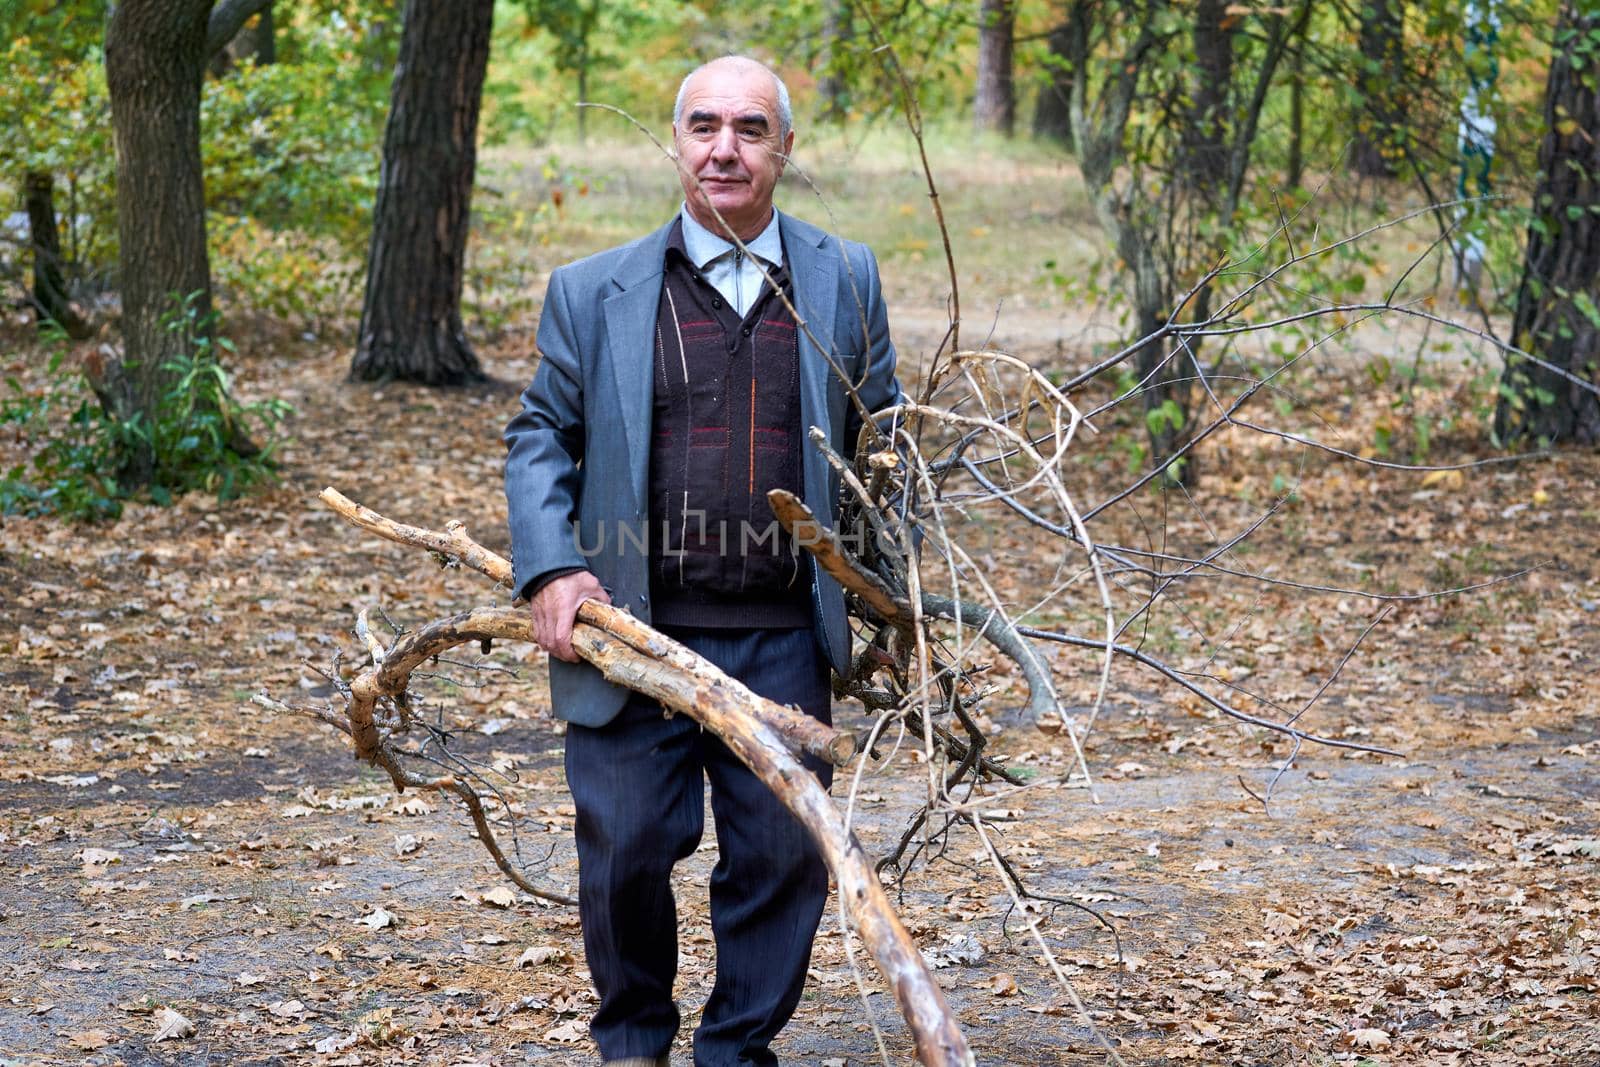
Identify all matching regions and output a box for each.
[478,886,516,909]
[153,1007,195,1041]
[68,1029,114,1050]
[986,973,1020,997]
[267,999,306,1019]
[1346,1027,1391,1049]
[543,1018,587,1043]
[516,945,567,969]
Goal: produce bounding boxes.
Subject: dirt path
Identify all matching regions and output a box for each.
[2,338,1597,1065]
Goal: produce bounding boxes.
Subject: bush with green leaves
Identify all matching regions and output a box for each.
[1,308,292,522]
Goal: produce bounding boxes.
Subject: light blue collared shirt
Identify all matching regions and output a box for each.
[679,205,785,319]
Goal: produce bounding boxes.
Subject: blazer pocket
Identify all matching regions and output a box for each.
[825,349,863,383]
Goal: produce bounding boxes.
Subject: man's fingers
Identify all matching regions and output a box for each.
[529,572,607,662]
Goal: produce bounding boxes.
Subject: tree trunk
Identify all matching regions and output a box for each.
[1286,35,1305,189]
[1493,3,1600,446]
[1031,20,1075,149]
[1351,0,1404,177]
[974,0,1016,136]
[817,0,852,123]
[24,171,90,339]
[102,0,217,485]
[1185,0,1234,191]
[1128,243,1196,486]
[350,0,493,386]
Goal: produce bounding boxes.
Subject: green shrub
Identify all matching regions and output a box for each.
[1,304,292,521]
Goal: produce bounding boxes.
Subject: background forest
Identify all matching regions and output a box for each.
[2,0,1596,507]
[1,1,1597,1065]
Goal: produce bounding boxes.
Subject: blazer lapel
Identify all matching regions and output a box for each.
[783,215,839,516]
[602,222,672,509]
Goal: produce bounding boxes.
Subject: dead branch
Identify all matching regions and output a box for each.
[319,487,857,769]
[314,490,973,1067]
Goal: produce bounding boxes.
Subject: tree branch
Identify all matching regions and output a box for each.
[206,0,273,57]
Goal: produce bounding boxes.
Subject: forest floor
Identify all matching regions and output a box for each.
[3,137,1599,1066]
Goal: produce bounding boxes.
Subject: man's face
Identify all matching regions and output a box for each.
[673,61,794,241]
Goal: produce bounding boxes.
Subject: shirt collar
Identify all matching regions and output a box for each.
[678,204,784,271]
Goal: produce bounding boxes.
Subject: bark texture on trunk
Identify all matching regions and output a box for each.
[102,0,217,483]
[974,0,1016,136]
[1351,0,1404,177]
[350,0,493,386]
[1185,0,1234,191]
[1494,4,1600,445]
[1031,20,1076,149]
[25,171,90,339]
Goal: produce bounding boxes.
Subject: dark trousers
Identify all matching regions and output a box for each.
[564,626,833,1066]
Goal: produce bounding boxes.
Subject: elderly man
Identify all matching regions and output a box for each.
[503,56,904,1066]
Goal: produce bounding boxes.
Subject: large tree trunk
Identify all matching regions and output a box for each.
[1184,0,1234,191]
[974,0,1016,136]
[25,171,90,339]
[350,0,493,386]
[1031,20,1075,149]
[1494,3,1600,445]
[1351,0,1404,177]
[102,0,218,485]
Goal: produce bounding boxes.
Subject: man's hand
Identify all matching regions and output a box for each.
[529,571,610,663]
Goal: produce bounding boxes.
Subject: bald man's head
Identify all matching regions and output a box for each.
[674,56,793,141]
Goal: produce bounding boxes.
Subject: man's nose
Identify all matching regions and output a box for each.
[709,125,739,165]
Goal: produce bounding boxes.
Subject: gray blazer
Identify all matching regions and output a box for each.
[504,211,905,727]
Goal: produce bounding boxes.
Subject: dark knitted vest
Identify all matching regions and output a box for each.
[648,223,809,629]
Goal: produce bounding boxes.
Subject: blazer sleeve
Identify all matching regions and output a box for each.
[503,267,592,601]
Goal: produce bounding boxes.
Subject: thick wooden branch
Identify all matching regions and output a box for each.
[767,488,908,623]
[319,488,973,1065]
[322,487,857,768]
[321,487,514,587]
[921,593,1059,723]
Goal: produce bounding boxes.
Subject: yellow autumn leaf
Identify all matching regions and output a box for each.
[1419,469,1464,490]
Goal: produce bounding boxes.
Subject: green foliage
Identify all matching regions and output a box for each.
[0,1,118,288]
[200,7,392,325]
[487,0,703,142]
[1,341,122,521]
[1,2,393,327]
[0,299,292,521]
